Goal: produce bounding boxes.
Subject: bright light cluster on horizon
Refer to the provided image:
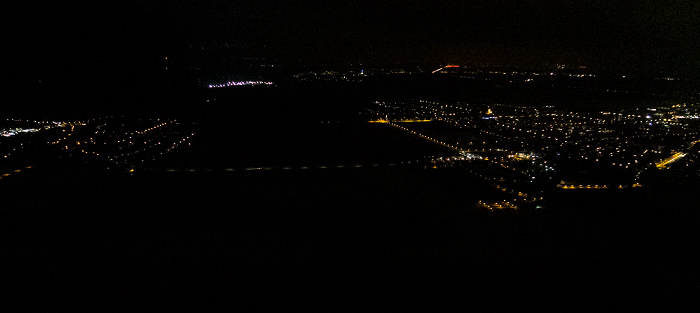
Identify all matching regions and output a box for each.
[208,81,274,88]
[1,119,60,137]
[1,128,43,137]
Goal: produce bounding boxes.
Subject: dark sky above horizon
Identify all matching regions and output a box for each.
[7,0,700,74]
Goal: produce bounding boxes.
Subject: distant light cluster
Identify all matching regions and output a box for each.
[1,128,41,137]
[1,120,59,137]
[208,81,274,88]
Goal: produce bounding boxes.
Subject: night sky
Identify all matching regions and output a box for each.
[7,0,700,74]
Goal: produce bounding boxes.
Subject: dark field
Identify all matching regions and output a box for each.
[3,160,699,311]
[155,122,456,169]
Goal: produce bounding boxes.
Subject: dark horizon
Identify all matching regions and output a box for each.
[7,1,700,76]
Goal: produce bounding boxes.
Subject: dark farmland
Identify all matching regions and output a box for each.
[2,164,506,311]
[3,161,699,311]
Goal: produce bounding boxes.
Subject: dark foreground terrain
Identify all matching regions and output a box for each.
[2,161,699,312]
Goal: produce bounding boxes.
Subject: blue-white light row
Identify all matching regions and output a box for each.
[208,81,273,88]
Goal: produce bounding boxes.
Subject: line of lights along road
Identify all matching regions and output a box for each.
[208,81,274,88]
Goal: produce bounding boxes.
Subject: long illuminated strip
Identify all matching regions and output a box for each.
[656,152,687,169]
[431,65,460,73]
[368,119,432,123]
[208,81,274,88]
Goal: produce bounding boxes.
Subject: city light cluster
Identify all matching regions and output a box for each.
[208,81,273,88]
[367,99,699,209]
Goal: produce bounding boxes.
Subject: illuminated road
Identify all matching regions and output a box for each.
[378,121,541,209]
[431,64,460,74]
[384,121,462,152]
[557,183,642,190]
[136,162,408,173]
[655,152,687,169]
[0,165,34,181]
[368,119,433,123]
